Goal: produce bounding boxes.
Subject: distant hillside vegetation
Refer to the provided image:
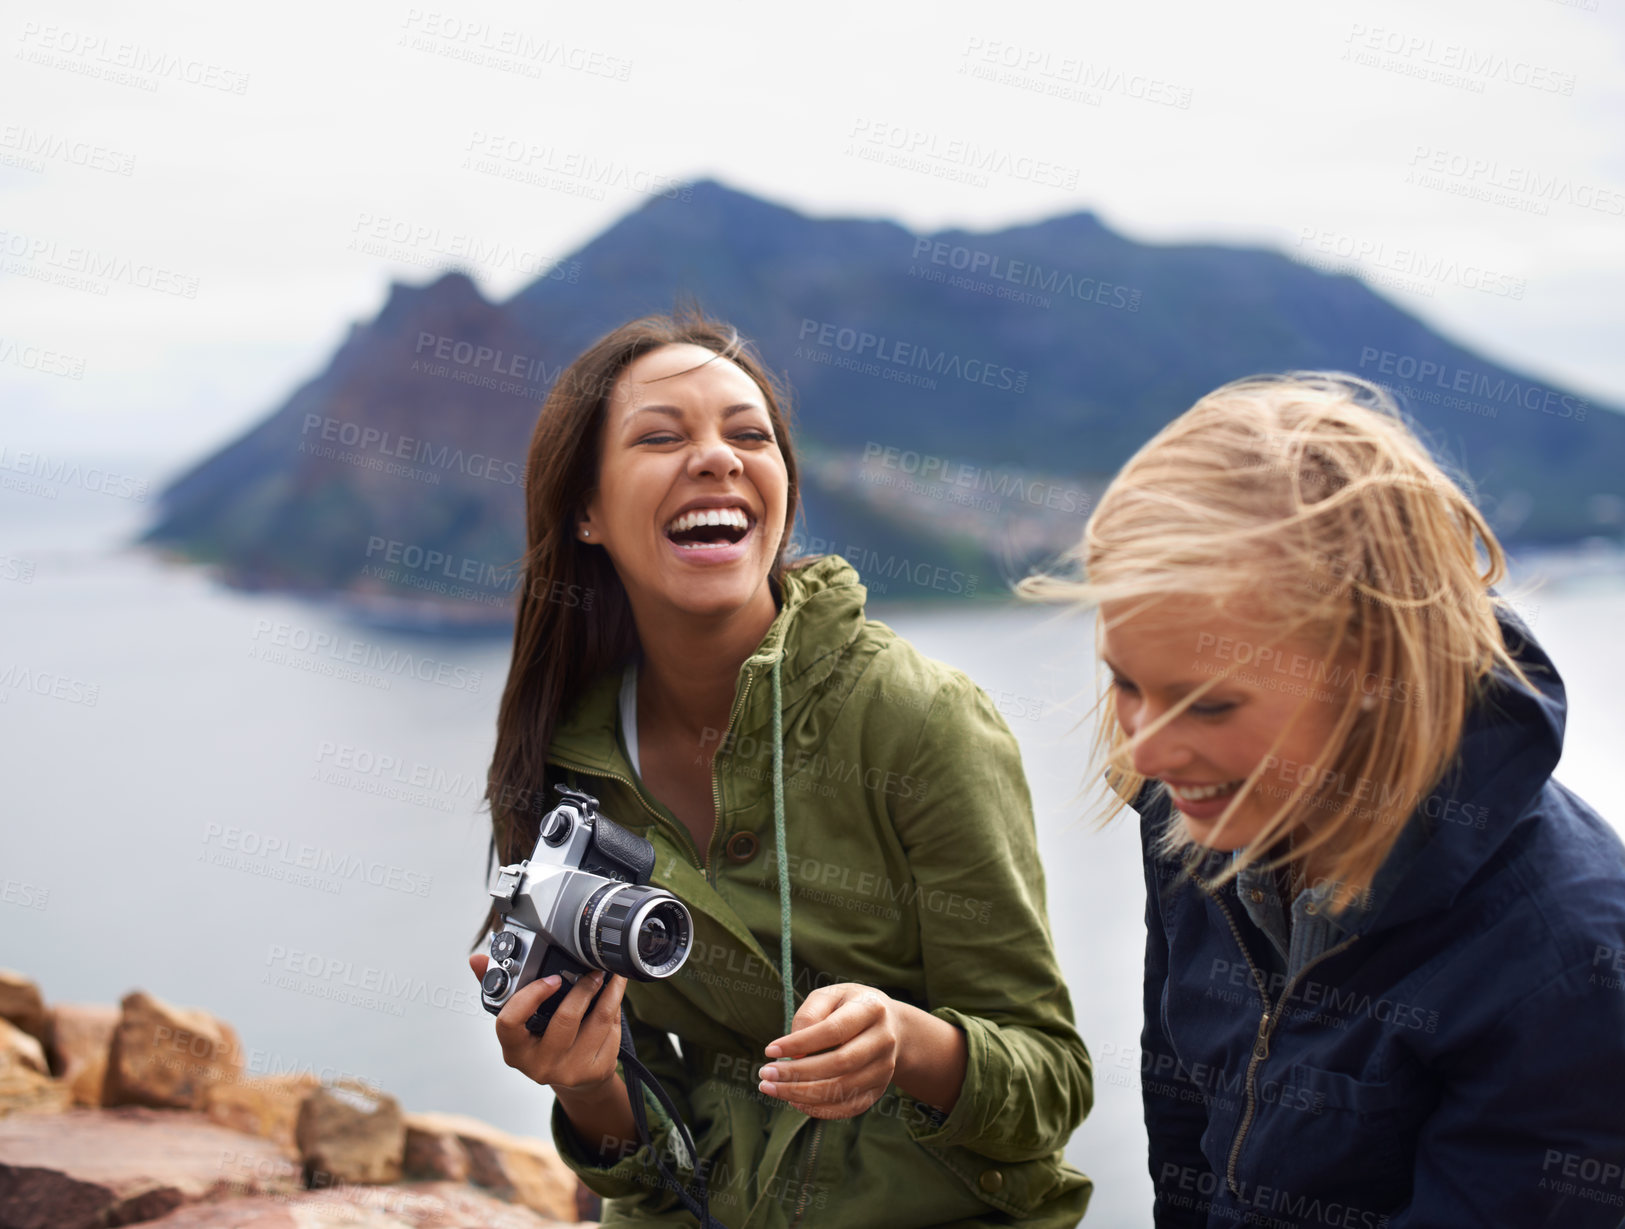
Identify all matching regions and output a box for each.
[144,179,1624,625]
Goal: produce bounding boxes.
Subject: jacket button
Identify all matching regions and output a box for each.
[725,831,759,863]
[978,1169,1004,1193]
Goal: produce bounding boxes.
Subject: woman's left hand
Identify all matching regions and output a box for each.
[758,983,902,1118]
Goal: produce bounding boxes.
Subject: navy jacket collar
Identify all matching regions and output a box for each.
[1353,606,1566,935]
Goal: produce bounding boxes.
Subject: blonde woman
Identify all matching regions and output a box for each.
[1024,374,1625,1227]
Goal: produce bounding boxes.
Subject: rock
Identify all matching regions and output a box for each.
[0,1068,69,1121]
[0,1017,69,1119]
[465,1134,580,1225]
[140,1200,391,1228]
[205,1073,320,1156]
[0,1106,301,1229]
[140,1180,583,1227]
[104,990,243,1111]
[0,973,48,1052]
[401,1112,580,1222]
[45,1002,117,1107]
[294,1083,405,1186]
[0,1020,46,1077]
[401,1114,469,1183]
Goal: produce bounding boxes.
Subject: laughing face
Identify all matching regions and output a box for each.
[1099,596,1354,851]
[579,343,790,624]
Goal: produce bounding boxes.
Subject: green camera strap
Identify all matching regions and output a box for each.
[771,652,794,1037]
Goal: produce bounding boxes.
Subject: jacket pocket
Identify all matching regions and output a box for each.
[919,1138,1090,1221]
[686,1072,750,1168]
[1255,1064,1427,1207]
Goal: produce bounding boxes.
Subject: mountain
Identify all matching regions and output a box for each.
[144,179,1625,621]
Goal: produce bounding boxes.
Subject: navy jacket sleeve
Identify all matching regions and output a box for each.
[1141,811,1214,1229]
[1393,953,1625,1229]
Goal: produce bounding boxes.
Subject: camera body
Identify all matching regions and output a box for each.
[481,786,693,1033]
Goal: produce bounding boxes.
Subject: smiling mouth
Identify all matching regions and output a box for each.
[1167,779,1244,803]
[664,507,753,551]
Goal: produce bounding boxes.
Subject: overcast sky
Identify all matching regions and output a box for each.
[3,0,1622,478]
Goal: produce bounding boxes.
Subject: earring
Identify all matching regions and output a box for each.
[580,527,590,539]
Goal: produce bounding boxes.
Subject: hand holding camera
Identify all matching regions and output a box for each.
[468,953,629,1099]
[471,785,694,1102]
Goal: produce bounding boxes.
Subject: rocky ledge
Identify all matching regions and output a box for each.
[0,971,595,1229]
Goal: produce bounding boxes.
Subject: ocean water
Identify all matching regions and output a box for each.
[2,483,1621,1227]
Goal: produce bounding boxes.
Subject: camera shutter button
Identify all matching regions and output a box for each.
[725,831,759,863]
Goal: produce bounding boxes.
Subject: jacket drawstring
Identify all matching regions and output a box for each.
[771,652,794,1036]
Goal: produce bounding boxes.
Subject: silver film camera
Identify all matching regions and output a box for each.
[481,786,693,1032]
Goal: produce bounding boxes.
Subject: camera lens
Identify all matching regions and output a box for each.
[624,896,691,978]
[580,884,692,980]
[481,967,511,999]
[638,913,676,965]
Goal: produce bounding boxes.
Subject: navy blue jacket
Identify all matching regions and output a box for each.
[1138,614,1625,1228]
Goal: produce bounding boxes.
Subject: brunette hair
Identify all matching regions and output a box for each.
[480,311,799,929]
[1020,373,1536,906]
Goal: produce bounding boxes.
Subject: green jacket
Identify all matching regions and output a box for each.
[544,557,1093,1227]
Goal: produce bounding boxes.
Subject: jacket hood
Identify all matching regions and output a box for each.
[1348,604,1566,935]
[744,555,870,705]
[547,554,868,773]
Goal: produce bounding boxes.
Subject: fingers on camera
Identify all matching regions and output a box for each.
[566,969,603,1004]
[592,974,627,1027]
[551,971,603,1029]
[494,976,555,1042]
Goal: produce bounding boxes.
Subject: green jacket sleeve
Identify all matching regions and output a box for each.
[887,674,1094,1162]
[549,1010,696,1207]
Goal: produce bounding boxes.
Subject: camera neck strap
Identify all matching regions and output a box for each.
[618,1010,730,1229]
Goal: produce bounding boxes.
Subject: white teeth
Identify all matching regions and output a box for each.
[664,507,751,535]
[1169,779,1243,802]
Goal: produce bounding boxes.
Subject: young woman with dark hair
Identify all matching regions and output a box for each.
[470,312,1093,1228]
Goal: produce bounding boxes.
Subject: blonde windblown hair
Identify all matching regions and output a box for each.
[1020,373,1537,907]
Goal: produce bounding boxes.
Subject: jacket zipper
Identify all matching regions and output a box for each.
[552,659,761,875]
[708,667,757,889]
[1202,883,1359,1197]
[789,1119,825,1227]
[549,758,707,871]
